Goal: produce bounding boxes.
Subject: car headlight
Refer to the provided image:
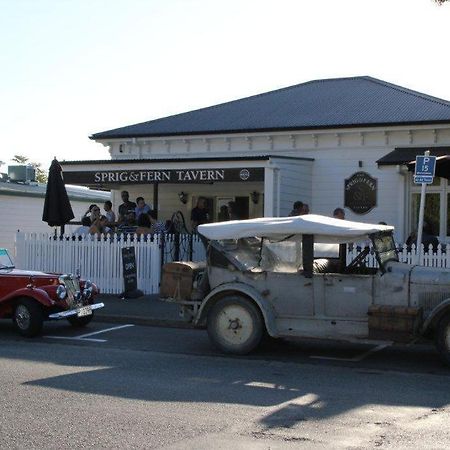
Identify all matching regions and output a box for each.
[56,285,67,300]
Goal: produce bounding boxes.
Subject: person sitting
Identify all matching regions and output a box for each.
[289,201,304,216]
[103,200,116,226]
[136,213,152,236]
[149,210,166,234]
[302,203,310,214]
[135,196,152,219]
[74,216,92,236]
[118,191,137,223]
[406,222,439,253]
[89,215,112,237]
[118,211,138,236]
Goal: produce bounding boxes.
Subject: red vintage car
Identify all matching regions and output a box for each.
[0,247,104,337]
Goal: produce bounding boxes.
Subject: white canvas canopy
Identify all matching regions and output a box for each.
[198,214,394,244]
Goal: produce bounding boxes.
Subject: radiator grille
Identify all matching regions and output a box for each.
[418,291,450,312]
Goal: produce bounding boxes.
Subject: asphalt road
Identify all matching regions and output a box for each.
[1,319,450,449]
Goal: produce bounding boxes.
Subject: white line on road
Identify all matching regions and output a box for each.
[44,324,135,343]
[76,324,135,339]
[44,336,107,343]
[310,343,392,362]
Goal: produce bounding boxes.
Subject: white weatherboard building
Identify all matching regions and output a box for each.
[0,181,109,255]
[61,76,450,244]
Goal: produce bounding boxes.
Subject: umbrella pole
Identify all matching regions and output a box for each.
[61,224,65,236]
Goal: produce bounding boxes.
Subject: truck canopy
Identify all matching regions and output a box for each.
[198,214,394,244]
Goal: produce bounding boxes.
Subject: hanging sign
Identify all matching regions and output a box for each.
[63,167,265,185]
[344,171,377,214]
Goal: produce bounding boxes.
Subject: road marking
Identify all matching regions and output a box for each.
[310,343,391,362]
[75,324,135,338]
[44,324,135,343]
[44,336,107,343]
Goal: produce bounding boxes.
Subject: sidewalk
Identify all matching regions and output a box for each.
[94,293,195,329]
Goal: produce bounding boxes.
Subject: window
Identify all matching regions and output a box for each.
[410,176,449,241]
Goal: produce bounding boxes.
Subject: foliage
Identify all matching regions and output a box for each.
[11,154,48,183]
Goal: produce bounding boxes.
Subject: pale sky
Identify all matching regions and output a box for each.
[1,0,449,172]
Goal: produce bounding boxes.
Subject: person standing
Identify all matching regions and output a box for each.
[118,191,137,223]
[289,201,304,216]
[191,197,209,230]
[333,207,345,220]
[103,200,116,225]
[135,196,152,219]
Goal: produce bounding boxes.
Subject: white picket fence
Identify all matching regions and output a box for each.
[14,232,206,295]
[347,243,450,268]
[14,232,450,295]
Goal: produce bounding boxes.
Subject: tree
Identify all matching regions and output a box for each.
[11,154,48,183]
[434,0,448,4]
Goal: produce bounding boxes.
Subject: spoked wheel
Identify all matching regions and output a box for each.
[436,314,450,367]
[13,298,44,337]
[207,296,264,355]
[67,313,94,328]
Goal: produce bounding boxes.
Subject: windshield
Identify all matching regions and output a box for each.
[0,248,15,269]
[217,236,303,273]
[371,232,398,267]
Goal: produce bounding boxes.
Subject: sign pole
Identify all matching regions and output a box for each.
[414,150,431,265]
[415,176,427,265]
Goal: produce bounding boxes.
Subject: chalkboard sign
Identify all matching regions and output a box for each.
[121,247,138,295]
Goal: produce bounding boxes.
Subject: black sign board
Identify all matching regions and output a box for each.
[344,171,377,214]
[121,247,137,293]
[64,167,265,185]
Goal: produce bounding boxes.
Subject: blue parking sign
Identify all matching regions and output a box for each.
[415,155,436,177]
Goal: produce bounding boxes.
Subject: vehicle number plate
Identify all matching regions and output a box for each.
[77,306,92,317]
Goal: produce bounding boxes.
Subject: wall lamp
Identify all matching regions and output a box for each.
[250,191,260,205]
[178,191,188,204]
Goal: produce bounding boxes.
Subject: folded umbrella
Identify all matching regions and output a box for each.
[42,158,74,228]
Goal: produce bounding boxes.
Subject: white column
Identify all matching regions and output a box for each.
[264,167,275,217]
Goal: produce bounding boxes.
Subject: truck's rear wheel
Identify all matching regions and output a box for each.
[13,298,44,337]
[436,314,450,367]
[207,295,263,355]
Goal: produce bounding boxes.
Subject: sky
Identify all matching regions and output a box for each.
[0,0,449,172]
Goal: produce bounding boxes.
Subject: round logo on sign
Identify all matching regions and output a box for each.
[240,169,250,181]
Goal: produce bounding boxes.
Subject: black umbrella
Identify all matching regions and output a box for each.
[42,158,74,232]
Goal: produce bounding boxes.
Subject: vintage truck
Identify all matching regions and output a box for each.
[160,214,450,366]
[0,247,104,336]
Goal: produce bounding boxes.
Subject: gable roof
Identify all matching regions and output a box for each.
[91,76,450,140]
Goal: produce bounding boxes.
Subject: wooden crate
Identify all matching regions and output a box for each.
[160,261,205,300]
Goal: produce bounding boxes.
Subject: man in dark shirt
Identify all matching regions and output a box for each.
[118,191,137,223]
[191,197,209,230]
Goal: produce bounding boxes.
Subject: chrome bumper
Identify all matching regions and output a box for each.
[48,302,105,320]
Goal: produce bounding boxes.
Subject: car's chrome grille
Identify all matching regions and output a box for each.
[60,275,81,306]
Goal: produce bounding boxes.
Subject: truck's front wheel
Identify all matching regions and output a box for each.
[436,314,450,367]
[207,296,264,355]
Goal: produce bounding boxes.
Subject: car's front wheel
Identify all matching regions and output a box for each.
[436,314,450,367]
[13,298,44,337]
[67,313,94,328]
[207,295,264,355]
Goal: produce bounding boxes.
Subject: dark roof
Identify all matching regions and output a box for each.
[60,155,313,166]
[377,147,450,166]
[91,76,450,140]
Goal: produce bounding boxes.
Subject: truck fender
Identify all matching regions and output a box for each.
[0,287,54,308]
[421,298,450,334]
[195,282,279,337]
